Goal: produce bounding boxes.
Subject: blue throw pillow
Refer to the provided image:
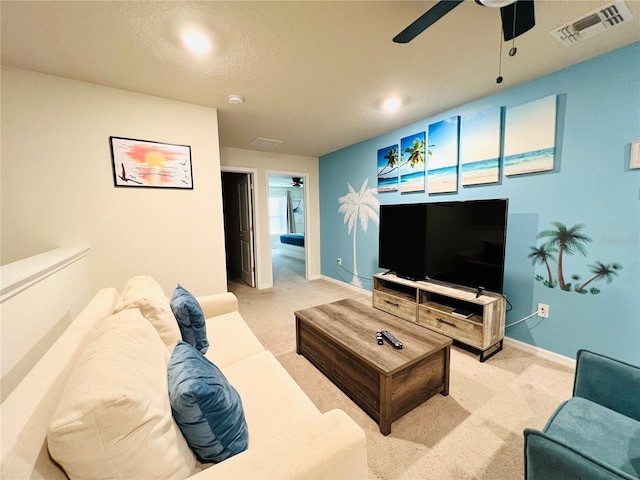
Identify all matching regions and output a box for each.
[168,341,249,463]
[170,284,209,353]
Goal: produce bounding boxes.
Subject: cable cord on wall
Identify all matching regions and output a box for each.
[505,311,539,329]
[336,263,372,282]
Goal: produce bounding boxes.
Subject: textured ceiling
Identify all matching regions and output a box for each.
[2,1,639,157]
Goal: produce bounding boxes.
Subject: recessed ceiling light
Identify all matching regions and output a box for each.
[382,97,402,113]
[182,31,211,55]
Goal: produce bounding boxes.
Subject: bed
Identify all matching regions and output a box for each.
[280,233,304,247]
[279,233,305,260]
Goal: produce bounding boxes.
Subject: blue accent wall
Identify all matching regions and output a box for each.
[320,43,640,364]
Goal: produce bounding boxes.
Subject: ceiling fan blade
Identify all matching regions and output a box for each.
[500,0,535,41]
[393,0,465,44]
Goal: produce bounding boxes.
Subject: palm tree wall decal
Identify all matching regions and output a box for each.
[527,245,557,287]
[537,222,592,290]
[530,221,622,295]
[338,178,379,287]
[576,262,622,294]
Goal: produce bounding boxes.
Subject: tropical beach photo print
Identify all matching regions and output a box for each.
[504,94,557,176]
[399,132,426,193]
[460,107,502,186]
[377,144,399,192]
[427,116,460,194]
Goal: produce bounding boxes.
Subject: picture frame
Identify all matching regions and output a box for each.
[110,136,193,189]
[399,132,426,193]
[427,116,459,194]
[504,95,557,176]
[460,107,502,186]
[377,144,399,192]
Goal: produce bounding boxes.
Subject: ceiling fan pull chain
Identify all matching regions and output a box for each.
[496,24,504,83]
[509,2,518,56]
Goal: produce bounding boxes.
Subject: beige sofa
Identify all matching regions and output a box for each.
[1,278,368,479]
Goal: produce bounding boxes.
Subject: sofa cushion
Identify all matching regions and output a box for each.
[114,275,181,348]
[171,284,209,353]
[543,397,640,478]
[168,341,249,463]
[221,350,321,446]
[204,311,265,368]
[47,308,196,480]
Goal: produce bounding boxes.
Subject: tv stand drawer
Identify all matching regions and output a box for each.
[418,306,482,347]
[373,291,416,322]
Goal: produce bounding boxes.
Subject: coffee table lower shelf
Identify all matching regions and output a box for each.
[296,313,450,436]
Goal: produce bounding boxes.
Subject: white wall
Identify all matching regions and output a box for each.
[1,67,227,296]
[220,147,320,289]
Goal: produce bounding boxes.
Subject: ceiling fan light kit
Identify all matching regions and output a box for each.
[476,0,517,8]
[393,0,535,44]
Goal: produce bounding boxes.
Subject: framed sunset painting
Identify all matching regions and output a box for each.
[110,136,193,189]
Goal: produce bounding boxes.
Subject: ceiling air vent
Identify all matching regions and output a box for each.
[551,0,633,46]
[250,137,283,149]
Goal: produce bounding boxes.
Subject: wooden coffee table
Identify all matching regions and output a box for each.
[295,298,451,435]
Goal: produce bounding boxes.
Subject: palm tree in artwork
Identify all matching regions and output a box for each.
[528,245,557,286]
[537,222,592,290]
[377,147,399,177]
[576,262,622,293]
[403,137,426,168]
[377,139,432,177]
[338,179,380,287]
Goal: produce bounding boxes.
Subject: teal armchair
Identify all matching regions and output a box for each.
[524,349,640,479]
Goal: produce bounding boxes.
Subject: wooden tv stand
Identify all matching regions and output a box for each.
[372,273,506,362]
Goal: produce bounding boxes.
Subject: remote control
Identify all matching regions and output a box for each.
[376,331,384,345]
[381,330,403,349]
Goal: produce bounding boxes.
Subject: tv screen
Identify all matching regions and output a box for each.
[378,203,428,281]
[378,199,508,292]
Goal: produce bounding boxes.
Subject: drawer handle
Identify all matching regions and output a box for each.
[437,317,456,328]
[385,299,399,307]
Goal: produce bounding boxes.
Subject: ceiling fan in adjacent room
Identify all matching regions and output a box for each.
[291,177,304,188]
[393,0,535,44]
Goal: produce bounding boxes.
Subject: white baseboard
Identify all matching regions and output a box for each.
[319,274,373,296]
[504,337,576,369]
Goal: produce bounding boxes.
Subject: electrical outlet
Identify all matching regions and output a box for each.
[337,258,342,266]
[538,303,549,318]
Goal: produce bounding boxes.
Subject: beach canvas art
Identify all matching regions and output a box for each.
[427,116,459,194]
[399,132,426,193]
[110,136,193,189]
[377,144,399,192]
[460,107,502,186]
[504,95,556,176]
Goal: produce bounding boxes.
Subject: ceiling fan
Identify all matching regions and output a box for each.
[291,177,304,188]
[393,0,535,44]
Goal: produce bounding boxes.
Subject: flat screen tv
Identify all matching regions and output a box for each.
[378,199,508,293]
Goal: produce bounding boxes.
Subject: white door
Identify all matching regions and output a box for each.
[238,175,255,287]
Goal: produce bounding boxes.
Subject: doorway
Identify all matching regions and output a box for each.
[267,173,307,284]
[221,171,256,288]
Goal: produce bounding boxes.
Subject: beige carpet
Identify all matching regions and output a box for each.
[229,255,574,479]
